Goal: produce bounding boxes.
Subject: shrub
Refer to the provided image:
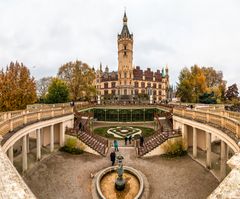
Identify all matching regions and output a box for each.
[162,140,187,158]
[60,137,83,155]
[65,137,77,148]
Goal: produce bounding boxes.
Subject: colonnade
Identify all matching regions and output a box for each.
[6,122,68,172]
[180,122,229,181]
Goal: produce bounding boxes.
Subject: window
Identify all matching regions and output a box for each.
[124,72,127,78]
[124,89,127,95]
[124,45,127,56]
[104,83,108,89]
[141,82,145,88]
[153,83,156,88]
[104,90,108,95]
[111,82,116,88]
[135,89,139,95]
[147,82,151,88]
[112,90,116,95]
[153,90,157,95]
[134,82,139,88]
[141,89,145,94]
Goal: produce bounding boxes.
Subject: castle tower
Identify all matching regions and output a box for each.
[117,11,134,96]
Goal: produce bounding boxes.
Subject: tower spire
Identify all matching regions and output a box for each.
[123,9,127,25]
[119,10,132,39]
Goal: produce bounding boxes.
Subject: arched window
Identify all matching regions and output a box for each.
[124,45,127,56]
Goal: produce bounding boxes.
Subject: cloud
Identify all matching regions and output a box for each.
[0,0,239,87]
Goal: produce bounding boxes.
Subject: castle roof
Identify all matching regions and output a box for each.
[118,11,133,39]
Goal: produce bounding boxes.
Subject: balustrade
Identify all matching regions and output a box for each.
[173,108,240,138]
[0,107,73,137]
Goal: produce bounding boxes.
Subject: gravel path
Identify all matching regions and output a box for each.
[23,148,218,199]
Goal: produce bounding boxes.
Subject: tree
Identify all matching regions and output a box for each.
[202,67,226,103]
[176,67,193,102]
[36,76,53,102]
[199,92,216,104]
[225,83,239,101]
[58,60,96,101]
[0,62,37,111]
[176,65,207,103]
[45,78,69,104]
[176,65,226,103]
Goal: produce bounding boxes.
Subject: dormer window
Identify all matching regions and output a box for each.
[124,45,127,56]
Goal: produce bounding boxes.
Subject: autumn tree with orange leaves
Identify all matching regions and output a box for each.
[176,65,226,103]
[0,62,37,111]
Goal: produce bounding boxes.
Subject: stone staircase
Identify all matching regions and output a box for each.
[137,130,181,157]
[137,113,180,156]
[137,131,168,156]
[77,131,108,156]
[66,110,108,156]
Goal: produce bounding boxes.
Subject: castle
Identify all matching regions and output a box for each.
[94,11,169,103]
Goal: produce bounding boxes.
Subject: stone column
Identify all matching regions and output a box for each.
[22,135,28,171]
[8,146,14,164]
[50,125,54,152]
[206,132,211,169]
[26,134,30,153]
[226,145,229,161]
[193,127,197,159]
[40,128,44,147]
[59,122,65,147]
[36,129,41,160]
[182,124,188,150]
[220,140,227,180]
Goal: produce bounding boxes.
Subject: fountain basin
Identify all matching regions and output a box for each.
[96,166,144,199]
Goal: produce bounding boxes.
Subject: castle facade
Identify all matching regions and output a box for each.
[94,12,169,103]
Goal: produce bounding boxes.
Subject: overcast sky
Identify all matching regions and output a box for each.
[0,0,239,87]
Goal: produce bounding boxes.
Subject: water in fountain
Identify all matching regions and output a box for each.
[100,172,140,199]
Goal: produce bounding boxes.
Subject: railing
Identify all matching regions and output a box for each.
[194,104,240,121]
[0,107,73,137]
[75,103,173,113]
[136,127,181,156]
[74,113,108,146]
[26,101,88,109]
[173,108,240,139]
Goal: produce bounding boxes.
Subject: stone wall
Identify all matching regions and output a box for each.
[0,146,36,199]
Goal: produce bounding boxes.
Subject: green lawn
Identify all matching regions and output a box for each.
[93,126,155,140]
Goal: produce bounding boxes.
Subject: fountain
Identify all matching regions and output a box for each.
[94,154,147,199]
[115,154,125,191]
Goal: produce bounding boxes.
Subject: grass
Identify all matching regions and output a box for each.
[93,126,155,140]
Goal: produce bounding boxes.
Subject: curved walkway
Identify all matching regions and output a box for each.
[23,148,218,199]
